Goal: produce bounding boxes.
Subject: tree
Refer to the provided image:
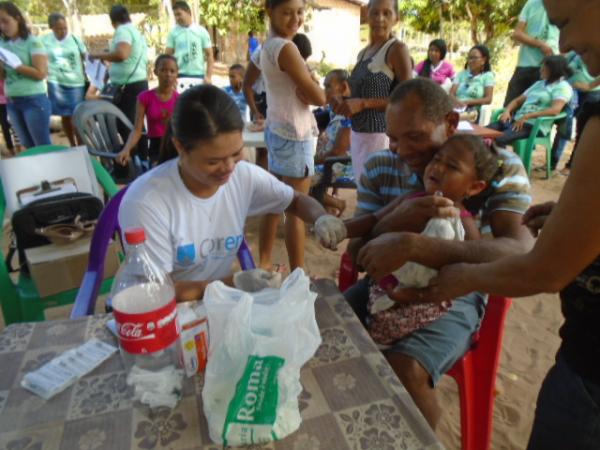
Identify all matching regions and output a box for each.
[197,0,265,35]
[399,0,527,45]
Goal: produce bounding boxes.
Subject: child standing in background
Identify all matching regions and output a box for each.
[256,0,326,272]
[224,64,250,122]
[116,55,179,167]
[312,69,353,216]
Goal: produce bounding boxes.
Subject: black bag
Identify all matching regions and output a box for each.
[100,40,144,105]
[99,83,124,104]
[6,193,103,274]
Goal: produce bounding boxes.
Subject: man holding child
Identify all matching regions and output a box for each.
[344,78,534,428]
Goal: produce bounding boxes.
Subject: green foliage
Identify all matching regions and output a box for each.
[20,0,157,24]
[198,0,265,35]
[314,59,335,78]
[399,0,527,44]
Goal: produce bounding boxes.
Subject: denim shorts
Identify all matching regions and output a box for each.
[47,82,84,116]
[265,127,315,178]
[388,292,486,385]
[344,278,486,386]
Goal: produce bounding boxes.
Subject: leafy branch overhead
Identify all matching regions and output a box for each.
[198,0,265,34]
[399,0,527,44]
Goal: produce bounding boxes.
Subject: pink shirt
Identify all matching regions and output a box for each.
[138,89,179,138]
[415,60,456,86]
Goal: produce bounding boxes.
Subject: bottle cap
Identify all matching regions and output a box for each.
[125,227,146,245]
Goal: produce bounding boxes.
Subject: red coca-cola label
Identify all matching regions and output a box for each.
[113,298,180,354]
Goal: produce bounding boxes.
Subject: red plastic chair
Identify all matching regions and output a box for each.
[337,252,512,450]
[447,294,511,450]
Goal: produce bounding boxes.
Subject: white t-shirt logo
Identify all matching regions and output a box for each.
[197,234,244,260]
[176,243,196,266]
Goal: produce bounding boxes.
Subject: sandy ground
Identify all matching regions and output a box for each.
[0,124,569,449]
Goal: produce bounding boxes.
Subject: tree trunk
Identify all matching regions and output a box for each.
[448,4,454,53]
[464,3,480,45]
[62,0,83,37]
[162,0,175,26]
[438,3,444,38]
[484,21,495,44]
[190,0,200,24]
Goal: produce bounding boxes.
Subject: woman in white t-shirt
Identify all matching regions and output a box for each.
[119,85,347,301]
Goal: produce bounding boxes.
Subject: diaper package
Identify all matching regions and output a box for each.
[202,269,321,446]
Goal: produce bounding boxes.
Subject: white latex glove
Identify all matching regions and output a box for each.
[0,48,22,69]
[314,214,347,250]
[233,268,282,293]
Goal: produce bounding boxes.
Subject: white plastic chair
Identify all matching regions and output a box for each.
[177,77,204,92]
[478,105,493,126]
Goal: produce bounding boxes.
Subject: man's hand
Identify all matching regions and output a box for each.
[357,232,415,281]
[375,194,458,235]
[204,75,212,84]
[522,201,556,237]
[314,215,347,250]
[386,262,474,305]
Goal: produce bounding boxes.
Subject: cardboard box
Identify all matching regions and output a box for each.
[25,238,120,297]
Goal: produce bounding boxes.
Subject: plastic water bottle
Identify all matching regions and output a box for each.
[110,227,180,372]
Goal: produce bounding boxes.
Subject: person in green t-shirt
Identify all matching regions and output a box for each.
[504,0,559,106]
[488,55,573,147]
[0,1,51,148]
[552,51,600,173]
[89,5,148,146]
[166,1,213,86]
[449,44,495,122]
[43,12,87,147]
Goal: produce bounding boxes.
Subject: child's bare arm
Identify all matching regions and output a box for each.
[327,127,351,158]
[461,214,481,240]
[278,43,326,106]
[243,61,263,119]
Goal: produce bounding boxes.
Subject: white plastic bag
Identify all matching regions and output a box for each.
[395,216,465,288]
[202,268,322,446]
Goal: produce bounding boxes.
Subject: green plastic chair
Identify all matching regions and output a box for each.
[0,145,119,325]
[490,109,567,179]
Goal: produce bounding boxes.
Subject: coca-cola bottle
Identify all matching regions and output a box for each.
[110,227,180,372]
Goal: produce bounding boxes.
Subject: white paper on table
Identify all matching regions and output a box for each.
[0,47,22,69]
[85,57,107,90]
[457,121,474,131]
[454,105,467,113]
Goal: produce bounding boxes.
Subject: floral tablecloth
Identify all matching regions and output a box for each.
[0,279,444,450]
